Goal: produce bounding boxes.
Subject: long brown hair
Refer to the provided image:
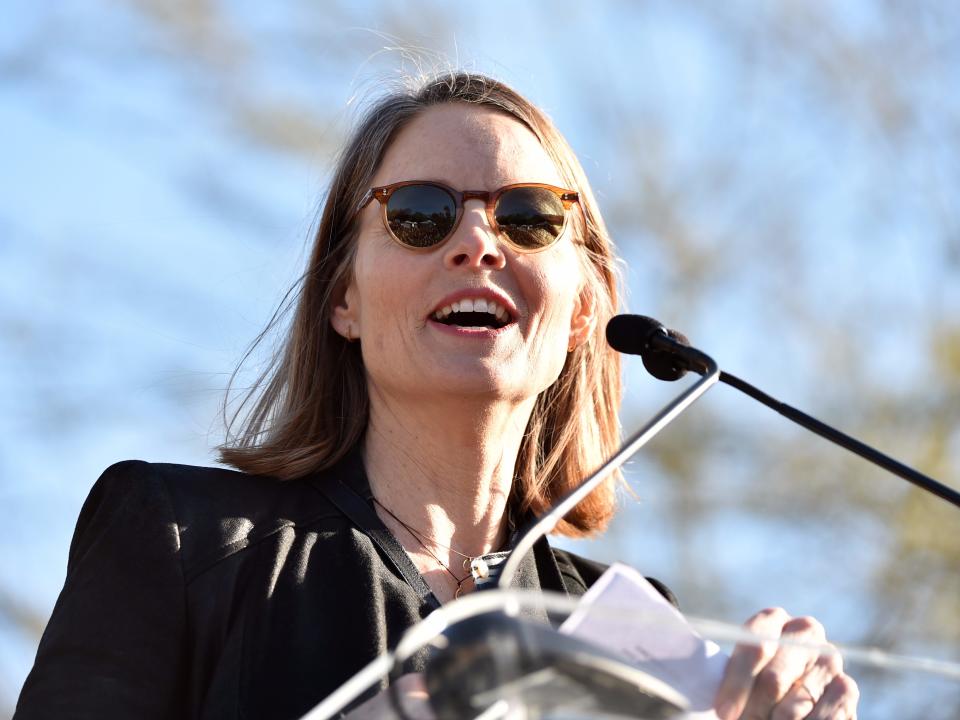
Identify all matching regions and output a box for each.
[220,72,622,537]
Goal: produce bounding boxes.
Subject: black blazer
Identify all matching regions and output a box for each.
[14,452,651,719]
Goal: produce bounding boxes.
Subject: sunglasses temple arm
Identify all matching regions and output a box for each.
[354,189,379,217]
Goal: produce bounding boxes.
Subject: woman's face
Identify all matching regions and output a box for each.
[333,103,593,406]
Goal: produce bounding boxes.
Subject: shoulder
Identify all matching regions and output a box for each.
[85,459,345,581]
[550,546,679,608]
[550,546,609,593]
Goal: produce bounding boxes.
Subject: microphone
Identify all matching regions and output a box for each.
[606,315,693,380]
[613,314,960,510]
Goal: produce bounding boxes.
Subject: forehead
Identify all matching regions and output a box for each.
[372,103,564,189]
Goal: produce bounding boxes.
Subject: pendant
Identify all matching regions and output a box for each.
[470,557,490,580]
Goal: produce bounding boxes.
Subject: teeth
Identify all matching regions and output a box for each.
[432,297,513,323]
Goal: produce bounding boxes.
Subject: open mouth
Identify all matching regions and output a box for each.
[431,298,513,330]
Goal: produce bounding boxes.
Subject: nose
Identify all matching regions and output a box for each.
[442,201,506,270]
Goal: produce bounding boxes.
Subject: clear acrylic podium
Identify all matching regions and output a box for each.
[300,587,960,720]
[302,589,705,719]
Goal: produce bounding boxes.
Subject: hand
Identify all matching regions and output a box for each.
[713,607,859,719]
[344,673,435,719]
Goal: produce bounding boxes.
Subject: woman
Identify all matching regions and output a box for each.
[16,72,858,719]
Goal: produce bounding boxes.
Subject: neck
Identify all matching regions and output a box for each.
[363,387,535,559]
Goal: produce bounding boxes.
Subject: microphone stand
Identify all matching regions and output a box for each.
[641,330,960,510]
[720,368,960,509]
[497,341,720,590]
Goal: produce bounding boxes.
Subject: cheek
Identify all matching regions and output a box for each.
[353,242,422,357]
[354,236,401,316]
[524,252,584,366]
[533,250,583,330]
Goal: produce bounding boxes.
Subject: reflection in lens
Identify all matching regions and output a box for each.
[495,187,565,249]
[386,185,456,248]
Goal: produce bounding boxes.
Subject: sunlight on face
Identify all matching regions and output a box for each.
[335,103,589,406]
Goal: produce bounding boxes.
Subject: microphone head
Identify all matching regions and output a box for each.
[605,315,666,355]
[647,328,690,381]
[605,314,690,381]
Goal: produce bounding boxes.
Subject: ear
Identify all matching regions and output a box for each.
[330,275,361,341]
[567,286,596,352]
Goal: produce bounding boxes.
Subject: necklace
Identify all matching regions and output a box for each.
[372,498,495,597]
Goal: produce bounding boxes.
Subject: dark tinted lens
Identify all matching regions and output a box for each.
[494,187,566,249]
[386,185,456,248]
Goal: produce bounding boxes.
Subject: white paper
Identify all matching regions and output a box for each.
[560,563,727,718]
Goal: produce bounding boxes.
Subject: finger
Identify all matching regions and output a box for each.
[738,616,825,720]
[768,643,843,720]
[798,643,844,699]
[770,680,817,720]
[806,673,860,720]
[714,607,792,720]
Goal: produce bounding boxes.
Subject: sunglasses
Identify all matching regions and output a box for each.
[356,181,580,253]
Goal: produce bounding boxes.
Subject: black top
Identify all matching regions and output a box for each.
[14,452,670,719]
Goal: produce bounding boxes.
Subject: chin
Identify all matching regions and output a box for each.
[419,361,523,399]
[430,364,559,406]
